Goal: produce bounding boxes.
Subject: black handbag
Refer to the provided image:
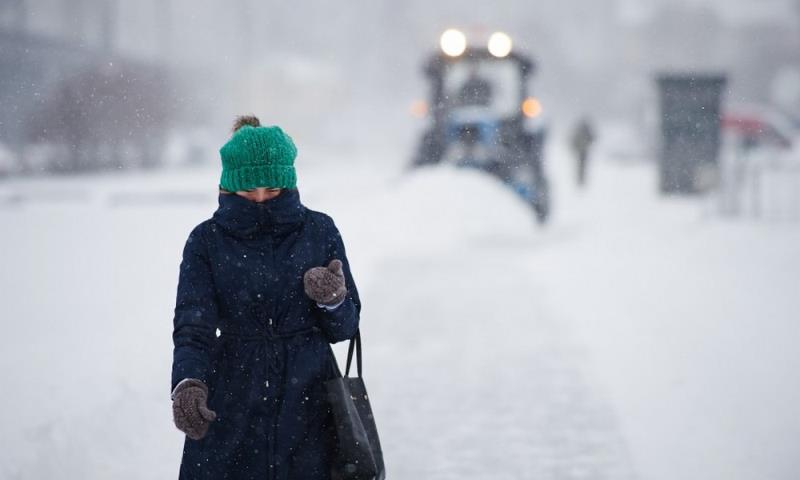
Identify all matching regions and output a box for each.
[325,329,386,480]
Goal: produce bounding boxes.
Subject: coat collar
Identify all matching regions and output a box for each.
[213,189,306,237]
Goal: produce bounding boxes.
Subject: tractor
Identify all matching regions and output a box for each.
[412,30,550,223]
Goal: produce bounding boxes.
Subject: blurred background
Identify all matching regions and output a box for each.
[1,0,799,479]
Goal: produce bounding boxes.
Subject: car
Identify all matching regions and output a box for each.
[720,103,800,175]
[721,104,798,152]
[411,29,550,223]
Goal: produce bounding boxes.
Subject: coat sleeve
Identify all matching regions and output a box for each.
[315,220,361,343]
[171,224,219,393]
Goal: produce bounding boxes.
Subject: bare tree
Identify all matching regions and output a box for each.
[26,59,172,172]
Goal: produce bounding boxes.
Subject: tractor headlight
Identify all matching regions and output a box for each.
[488,32,513,58]
[440,29,467,57]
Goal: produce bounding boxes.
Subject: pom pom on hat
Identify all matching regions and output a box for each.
[232,115,261,132]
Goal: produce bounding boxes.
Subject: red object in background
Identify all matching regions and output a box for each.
[721,114,764,136]
[721,111,793,149]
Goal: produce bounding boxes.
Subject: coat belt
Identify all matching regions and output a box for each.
[219,326,319,341]
[218,326,320,375]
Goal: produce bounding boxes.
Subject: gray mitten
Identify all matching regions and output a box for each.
[172,378,217,440]
[303,259,347,306]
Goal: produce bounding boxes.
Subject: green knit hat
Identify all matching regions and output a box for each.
[219,125,297,191]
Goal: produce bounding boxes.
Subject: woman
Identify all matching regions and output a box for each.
[170,116,361,479]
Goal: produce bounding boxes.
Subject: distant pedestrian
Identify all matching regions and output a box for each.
[570,117,596,187]
[170,115,362,479]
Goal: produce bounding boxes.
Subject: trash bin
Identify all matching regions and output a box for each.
[656,74,727,194]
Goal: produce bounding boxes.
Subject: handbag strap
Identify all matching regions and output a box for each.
[344,329,363,378]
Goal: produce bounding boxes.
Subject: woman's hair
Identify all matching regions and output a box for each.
[232,115,261,133]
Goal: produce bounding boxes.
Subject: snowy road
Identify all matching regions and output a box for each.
[1,136,799,479]
[366,252,636,479]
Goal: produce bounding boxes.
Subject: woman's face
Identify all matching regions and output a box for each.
[236,187,282,203]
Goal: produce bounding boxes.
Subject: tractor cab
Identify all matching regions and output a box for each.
[413,30,550,223]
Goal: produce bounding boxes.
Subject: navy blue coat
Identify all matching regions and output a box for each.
[171,189,361,480]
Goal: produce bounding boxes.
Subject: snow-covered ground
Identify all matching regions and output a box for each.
[1,133,799,479]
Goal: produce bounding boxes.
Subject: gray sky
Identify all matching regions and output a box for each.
[10,0,800,147]
[619,0,796,25]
